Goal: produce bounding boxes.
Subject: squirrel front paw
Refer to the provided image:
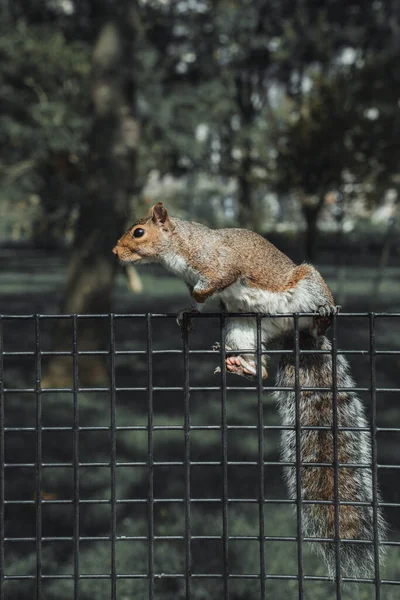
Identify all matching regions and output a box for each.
[176,308,200,335]
[315,304,341,336]
[317,304,341,317]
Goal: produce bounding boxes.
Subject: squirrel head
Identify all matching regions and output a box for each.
[113,202,172,263]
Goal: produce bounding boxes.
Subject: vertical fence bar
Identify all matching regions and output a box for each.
[183,314,192,600]
[369,313,382,600]
[220,315,229,600]
[109,314,117,600]
[147,314,154,600]
[331,313,342,599]
[256,315,266,599]
[294,315,304,600]
[35,315,42,600]
[0,318,4,600]
[72,315,79,599]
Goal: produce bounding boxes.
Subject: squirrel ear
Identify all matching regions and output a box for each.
[151,202,169,225]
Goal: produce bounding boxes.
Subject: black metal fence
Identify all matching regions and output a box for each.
[0,312,399,600]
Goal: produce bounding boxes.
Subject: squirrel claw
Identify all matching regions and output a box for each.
[176,309,199,335]
[212,342,233,353]
[317,304,341,317]
[315,304,341,335]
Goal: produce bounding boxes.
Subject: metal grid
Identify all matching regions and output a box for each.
[0,312,399,600]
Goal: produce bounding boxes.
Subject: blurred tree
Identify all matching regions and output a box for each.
[158,0,282,230]
[0,16,90,243]
[206,0,276,229]
[155,0,400,253]
[270,75,357,260]
[268,0,400,259]
[44,0,140,386]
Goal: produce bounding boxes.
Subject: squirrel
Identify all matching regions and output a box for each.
[113,202,338,379]
[113,202,386,578]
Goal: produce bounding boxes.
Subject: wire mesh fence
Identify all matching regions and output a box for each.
[0,312,399,600]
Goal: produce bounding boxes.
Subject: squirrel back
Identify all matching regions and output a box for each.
[113,203,334,331]
[113,202,308,293]
[274,330,386,579]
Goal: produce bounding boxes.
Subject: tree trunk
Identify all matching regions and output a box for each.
[301,195,325,262]
[237,136,254,229]
[372,212,396,306]
[237,154,253,229]
[303,206,318,262]
[43,2,139,387]
[234,71,255,230]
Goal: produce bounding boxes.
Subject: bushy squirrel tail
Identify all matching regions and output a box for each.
[274,331,386,579]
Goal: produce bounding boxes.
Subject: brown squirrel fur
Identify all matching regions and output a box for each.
[113,203,386,578]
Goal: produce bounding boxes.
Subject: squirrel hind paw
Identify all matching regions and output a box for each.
[225,355,268,380]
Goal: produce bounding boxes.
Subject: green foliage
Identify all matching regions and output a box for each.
[263,1,400,206]
[0,20,89,154]
[271,56,400,203]
[0,18,90,241]
[135,0,400,230]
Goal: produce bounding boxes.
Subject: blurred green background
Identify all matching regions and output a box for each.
[1,1,400,599]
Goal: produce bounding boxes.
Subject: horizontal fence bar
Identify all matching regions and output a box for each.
[3,461,392,469]
[2,573,400,585]
[3,349,400,357]
[2,535,398,545]
[5,425,400,434]
[1,312,400,318]
[4,426,400,433]
[3,498,400,508]
[2,386,400,393]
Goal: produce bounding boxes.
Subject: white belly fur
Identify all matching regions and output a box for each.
[219,279,314,344]
[158,252,315,349]
[159,253,199,285]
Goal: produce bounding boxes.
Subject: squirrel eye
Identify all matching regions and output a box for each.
[133,228,145,238]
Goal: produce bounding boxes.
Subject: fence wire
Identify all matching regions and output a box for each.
[0,312,399,599]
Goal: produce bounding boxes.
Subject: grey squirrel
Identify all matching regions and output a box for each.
[113,202,386,579]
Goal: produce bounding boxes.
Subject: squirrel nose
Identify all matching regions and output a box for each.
[112,245,119,255]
